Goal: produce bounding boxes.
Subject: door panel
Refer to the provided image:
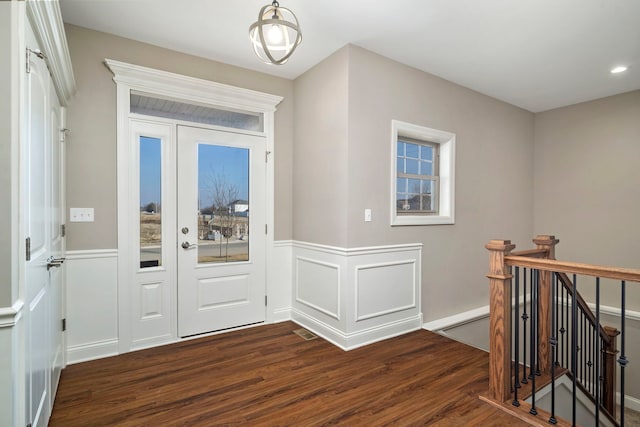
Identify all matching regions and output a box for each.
[177,125,265,337]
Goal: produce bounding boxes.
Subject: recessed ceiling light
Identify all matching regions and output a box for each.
[610,66,628,74]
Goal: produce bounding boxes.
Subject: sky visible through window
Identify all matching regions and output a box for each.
[139,137,249,210]
[197,144,249,210]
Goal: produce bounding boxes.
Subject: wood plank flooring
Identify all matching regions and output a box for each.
[50,322,528,426]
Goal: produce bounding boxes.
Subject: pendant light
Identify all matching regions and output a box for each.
[249,1,302,65]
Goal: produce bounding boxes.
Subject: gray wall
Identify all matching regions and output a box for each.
[64,24,294,250]
[0,3,19,307]
[534,90,640,311]
[292,46,350,247]
[293,45,535,321]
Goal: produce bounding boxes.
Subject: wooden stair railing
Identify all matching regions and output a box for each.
[485,235,640,426]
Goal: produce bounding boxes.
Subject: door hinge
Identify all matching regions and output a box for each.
[265,150,271,163]
[61,128,70,143]
[27,424,32,427]
[62,318,67,332]
[26,237,31,261]
[265,295,268,306]
[265,224,268,235]
[61,224,66,237]
[26,47,46,74]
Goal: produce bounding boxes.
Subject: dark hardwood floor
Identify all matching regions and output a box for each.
[50,322,527,426]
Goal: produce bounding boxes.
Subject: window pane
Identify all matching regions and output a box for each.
[421,179,432,195]
[397,141,405,157]
[140,136,162,268]
[397,178,407,193]
[420,160,433,176]
[406,159,419,174]
[397,157,404,174]
[421,194,433,211]
[421,145,433,161]
[197,145,250,264]
[408,178,422,194]
[405,143,419,159]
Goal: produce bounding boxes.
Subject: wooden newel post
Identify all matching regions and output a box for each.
[486,239,516,402]
[602,325,620,416]
[533,235,559,374]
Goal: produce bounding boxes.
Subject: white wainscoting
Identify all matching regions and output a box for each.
[291,241,422,350]
[0,301,24,427]
[268,241,293,323]
[65,243,293,363]
[65,249,119,364]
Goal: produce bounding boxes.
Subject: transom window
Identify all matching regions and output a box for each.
[390,120,456,226]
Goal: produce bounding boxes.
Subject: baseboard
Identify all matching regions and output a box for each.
[619,393,640,413]
[271,307,292,323]
[67,339,119,364]
[292,308,422,351]
[423,305,489,332]
[587,303,640,322]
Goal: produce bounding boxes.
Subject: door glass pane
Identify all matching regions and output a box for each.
[140,136,162,268]
[198,144,250,264]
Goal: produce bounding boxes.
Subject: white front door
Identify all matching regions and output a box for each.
[177,125,266,337]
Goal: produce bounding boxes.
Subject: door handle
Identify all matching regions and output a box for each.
[47,257,65,270]
[181,241,197,249]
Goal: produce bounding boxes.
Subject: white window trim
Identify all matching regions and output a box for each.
[390,120,455,226]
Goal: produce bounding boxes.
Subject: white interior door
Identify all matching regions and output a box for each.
[177,125,266,337]
[24,37,54,427]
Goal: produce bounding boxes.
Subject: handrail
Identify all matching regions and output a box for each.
[486,235,632,425]
[505,255,640,283]
[510,248,548,258]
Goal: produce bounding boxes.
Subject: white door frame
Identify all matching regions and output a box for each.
[105,60,282,353]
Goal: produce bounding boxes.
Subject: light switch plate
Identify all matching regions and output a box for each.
[364,209,372,222]
[70,207,94,222]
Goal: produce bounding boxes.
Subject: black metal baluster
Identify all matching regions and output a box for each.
[619,280,627,427]
[529,269,538,416]
[522,268,528,384]
[587,325,595,394]
[565,282,569,369]
[554,273,559,367]
[560,283,566,369]
[549,271,558,425]
[571,274,577,426]
[513,267,520,407]
[535,269,540,377]
[581,311,585,385]
[595,277,600,425]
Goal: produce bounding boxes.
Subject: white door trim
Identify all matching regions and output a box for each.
[105,60,282,353]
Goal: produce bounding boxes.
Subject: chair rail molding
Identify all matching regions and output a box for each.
[0,300,25,328]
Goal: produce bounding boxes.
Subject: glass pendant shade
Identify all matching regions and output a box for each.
[249,1,302,65]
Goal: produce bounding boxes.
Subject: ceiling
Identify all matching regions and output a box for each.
[60,0,640,112]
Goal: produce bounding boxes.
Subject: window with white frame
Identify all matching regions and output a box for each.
[391,120,455,226]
